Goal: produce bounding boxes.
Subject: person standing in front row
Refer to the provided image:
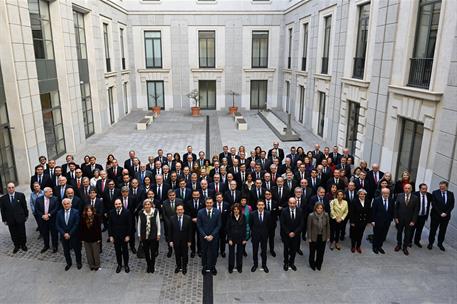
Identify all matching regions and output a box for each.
[109,198,132,273]
[249,200,271,273]
[307,202,330,271]
[197,197,221,276]
[169,204,192,275]
[280,197,303,272]
[394,184,419,256]
[428,181,455,251]
[371,188,394,254]
[80,205,102,271]
[0,182,28,253]
[349,189,371,254]
[226,203,246,273]
[137,199,161,273]
[56,198,82,271]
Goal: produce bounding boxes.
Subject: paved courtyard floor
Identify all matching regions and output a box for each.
[0,110,456,304]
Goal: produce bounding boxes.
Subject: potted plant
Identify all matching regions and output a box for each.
[187,89,201,117]
[227,90,239,115]
[149,92,162,117]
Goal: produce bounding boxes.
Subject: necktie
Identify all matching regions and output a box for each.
[65,210,69,225]
[291,209,295,220]
[313,179,316,187]
[38,175,42,184]
[141,172,144,181]
[421,194,425,215]
[267,200,271,211]
[179,216,182,231]
[232,191,236,201]
[361,180,364,188]
[158,186,161,199]
[241,173,244,182]
[215,183,219,193]
[171,200,175,210]
[50,169,53,177]
[208,210,212,219]
[114,168,117,176]
[259,212,263,223]
[194,200,198,210]
[297,198,300,207]
[133,189,137,196]
[319,197,323,204]
[266,182,270,190]
[101,180,105,192]
[405,194,409,205]
[117,209,121,215]
[442,192,446,204]
[257,189,261,198]
[374,172,378,184]
[110,190,113,200]
[181,189,184,198]
[10,195,14,204]
[384,199,387,211]
[77,178,81,188]
[61,187,65,198]
[288,181,291,189]
[91,200,95,207]
[218,203,222,212]
[124,197,128,209]
[279,188,282,199]
[44,198,49,214]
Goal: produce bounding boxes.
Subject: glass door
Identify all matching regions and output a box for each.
[198,80,216,110]
[250,80,267,110]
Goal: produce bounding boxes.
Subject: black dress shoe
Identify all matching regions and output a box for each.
[198,252,202,257]
[107,238,110,243]
[427,244,433,250]
[102,227,107,232]
[21,245,28,252]
[201,269,206,275]
[167,248,173,258]
[150,266,155,274]
[211,268,217,275]
[52,248,58,253]
[283,264,288,271]
[310,264,316,271]
[13,247,19,254]
[394,245,401,252]
[290,264,297,271]
[191,252,195,258]
[125,265,130,273]
[340,235,345,241]
[438,244,445,251]
[175,267,180,273]
[116,265,122,273]
[131,247,137,254]
[65,264,72,271]
[415,242,423,248]
[263,266,269,273]
[228,268,233,273]
[237,268,242,273]
[221,252,226,258]
[243,251,247,257]
[378,248,385,254]
[372,248,379,254]
[316,265,321,271]
[182,268,187,275]
[270,250,276,257]
[403,249,409,256]
[297,249,303,256]
[251,265,257,272]
[40,246,49,253]
[147,266,151,273]
[77,264,82,270]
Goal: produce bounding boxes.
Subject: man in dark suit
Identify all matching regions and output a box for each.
[307,170,321,195]
[30,164,51,191]
[87,188,104,216]
[280,197,303,271]
[367,164,384,195]
[82,156,103,178]
[224,181,241,206]
[176,179,192,205]
[128,157,141,178]
[120,186,138,254]
[209,174,226,197]
[185,190,204,257]
[428,181,455,251]
[371,188,394,254]
[394,184,419,255]
[257,151,271,171]
[326,169,346,191]
[54,176,71,204]
[197,197,221,275]
[123,150,136,172]
[153,175,169,208]
[66,188,84,214]
[49,165,62,188]
[309,187,330,214]
[154,149,168,165]
[109,199,133,273]
[250,179,265,208]
[35,187,59,253]
[330,146,342,165]
[311,144,324,165]
[169,204,192,274]
[107,159,124,187]
[214,193,230,257]
[268,142,285,163]
[264,190,279,256]
[135,163,153,186]
[336,157,351,179]
[272,177,291,208]
[249,200,271,273]
[103,180,120,234]
[163,190,183,257]
[183,145,197,162]
[56,198,81,270]
[0,183,28,253]
[410,183,433,247]
[354,171,372,200]
[219,146,232,166]
[199,180,214,202]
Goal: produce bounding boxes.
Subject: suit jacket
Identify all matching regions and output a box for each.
[0,192,28,225]
[56,208,80,240]
[197,208,221,238]
[103,188,121,212]
[119,195,138,217]
[306,212,330,242]
[430,190,454,221]
[272,186,290,207]
[152,183,170,204]
[83,164,103,178]
[108,208,132,239]
[308,195,330,214]
[154,156,168,165]
[169,214,192,243]
[68,196,84,213]
[30,174,52,192]
[175,187,192,204]
[225,214,247,242]
[367,170,384,194]
[256,158,272,171]
[199,188,215,201]
[162,199,183,225]
[414,191,433,218]
[280,207,303,240]
[135,170,153,185]
[394,193,419,223]
[264,199,280,222]
[330,152,342,165]
[311,150,324,165]
[268,148,285,162]
[85,198,104,216]
[249,187,266,206]
[208,182,226,196]
[123,159,135,172]
[185,198,204,219]
[307,177,322,195]
[224,189,242,206]
[183,153,197,163]
[371,196,395,226]
[249,210,271,240]
[213,201,230,227]
[349,198,371,224]
[326,178,346,192]
[107,166,124,186]
[394,180,416,195]
[53,184,73,203]
[35,196,59,223]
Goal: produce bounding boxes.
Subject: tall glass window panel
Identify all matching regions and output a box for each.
[145,31,162,68]
[40,91,66,159]
[408,0,441,89]
[147,81,165,109]
[353,3,370,79]
[73,11,87,60]
[317,92,326,137]
[198,80,216,110]
[298,85,305,123]
[29,0,54,60]
[396,119,424,181]
[345,101,360,155]
[123,82,129,114]
[108,87,115,124]
[287,28,292,69]
[285,81,290,113]
[322,15,332,74]
[103,23,111,72]
[302,23,308,71]
[80,83,94,138]
[250,80,267,110]
[252,31,269,68]
[120,28,126,70]
[199,31,215,68]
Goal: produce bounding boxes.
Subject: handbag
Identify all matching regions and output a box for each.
[137,242,145,259]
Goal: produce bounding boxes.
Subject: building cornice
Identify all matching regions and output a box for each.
[388,85,442,102]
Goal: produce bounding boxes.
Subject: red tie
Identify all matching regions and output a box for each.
[215,183,219,193]
[101,180,105,192]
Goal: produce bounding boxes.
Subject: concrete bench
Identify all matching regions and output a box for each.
[144,115,154,124]
[233,112,243,122]
[236,118,247,130]
[136,118,151,130]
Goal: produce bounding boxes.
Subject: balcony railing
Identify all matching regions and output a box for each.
[408,58,433,89]
[106,58,111,73]
[352,57,365,79]
[301,57,307,71]
[287,57,291,69]
[321,57,329,74]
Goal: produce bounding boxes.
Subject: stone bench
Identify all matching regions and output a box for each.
[136,118,151,130]
[144,115,154,124]
[233,112,243,122]
[236,118,247,130]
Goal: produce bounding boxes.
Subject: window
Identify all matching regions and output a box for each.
[321,15,332,74]
[147,81,165,109]
[317,92,326,137]
[302,23,308,71]
[396,118,424,181]
[80,83,94,137]
[199,31,215,68]
[103,23,111,72]
[108,87,115,124]
[198,80,216,110]
[145,31,162,68]
[345,101,360,155]
[353,3,370,79]
[73,11,87,60]
[252,31,269,68]
[298,85,305,123]
[250,80,267,110]
[29,0,54,60]
[408,0,441,89]
[287,28,292,69]
[285,81,290,113]
[123,82,129,114]
[40,91,66,159]
[120,28,126,70]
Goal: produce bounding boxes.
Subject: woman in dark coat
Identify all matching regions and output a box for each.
[80,205,102,270]
[226,203,247,273]
[349,189,371,254]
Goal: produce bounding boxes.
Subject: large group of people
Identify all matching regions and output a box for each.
[0,143,454,275]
